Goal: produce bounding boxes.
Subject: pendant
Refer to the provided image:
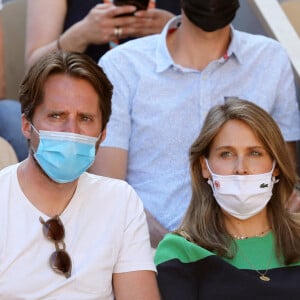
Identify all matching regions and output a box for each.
[259,275,270,282]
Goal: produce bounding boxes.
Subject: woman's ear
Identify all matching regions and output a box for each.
[272,165,280,177]
[200,156,210,179]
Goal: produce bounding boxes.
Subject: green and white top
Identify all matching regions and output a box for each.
[155,232,300,300]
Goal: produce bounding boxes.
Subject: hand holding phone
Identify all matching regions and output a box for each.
[114,0,150,12]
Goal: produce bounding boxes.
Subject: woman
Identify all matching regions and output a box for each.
[25,0,180,67]
[155,98,300,299]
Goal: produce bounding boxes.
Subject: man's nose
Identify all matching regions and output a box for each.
[63,119,80,134]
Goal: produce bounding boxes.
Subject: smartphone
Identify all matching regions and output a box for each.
[114,0,150,12]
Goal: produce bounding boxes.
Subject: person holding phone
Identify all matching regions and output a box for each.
[26,0,180,67]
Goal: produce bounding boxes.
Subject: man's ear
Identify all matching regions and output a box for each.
[95,127,107,151]
[200,156,210,179]
[100,127,106,144]
[21,114,31,140]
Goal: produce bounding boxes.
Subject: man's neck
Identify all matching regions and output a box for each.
[167,16,232,71]
[17,157,78,217]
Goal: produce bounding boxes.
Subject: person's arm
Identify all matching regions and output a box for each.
[286,141,297,170]
[26,0,67,68]
[90,146,128,179]
[25,0,138,68]
[0,15,6,98]
[113,271,160,300]
[270,46,300,171]
[132,8,175,37]
[90,147,168,247]
[286,177,300,213]
[112,184,161,299]
[145,209,168,248]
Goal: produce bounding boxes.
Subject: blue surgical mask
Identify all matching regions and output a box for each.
[31,125,100,183]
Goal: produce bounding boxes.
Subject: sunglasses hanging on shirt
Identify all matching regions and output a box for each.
[40,215,72,278]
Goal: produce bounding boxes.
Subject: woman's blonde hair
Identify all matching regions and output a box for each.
[178,98,300,264]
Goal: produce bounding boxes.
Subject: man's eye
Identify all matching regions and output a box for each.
[81,116,92,121]
[50,114,60,119]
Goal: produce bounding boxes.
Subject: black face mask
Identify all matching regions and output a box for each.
[182,0,240,32]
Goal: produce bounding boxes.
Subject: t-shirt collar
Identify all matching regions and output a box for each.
[155,17,243,73]
[156,16,182,73]
[227,25,243,64]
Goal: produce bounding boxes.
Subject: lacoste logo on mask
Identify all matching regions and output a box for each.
[260,183,268,188]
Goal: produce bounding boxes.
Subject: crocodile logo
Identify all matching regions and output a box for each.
[260,183,268,188]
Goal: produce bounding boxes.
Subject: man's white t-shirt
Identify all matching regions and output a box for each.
[0,164,155,300]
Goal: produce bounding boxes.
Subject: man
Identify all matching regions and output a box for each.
[90,0,300,247]
[0,51,160,299]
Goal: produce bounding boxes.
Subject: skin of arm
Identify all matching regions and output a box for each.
[113,270,161,300]
[26,0,137,68]
[286,141,297,169]
[284,142,300,213]
[26,0,67,69]
[287,188,300,213]
[0,16,6,98]
[133,8,174,36]
[285,141,300,212]
[90,147,168,248]
[26,0,174,69]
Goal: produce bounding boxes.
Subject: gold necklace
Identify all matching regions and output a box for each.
[230,228,271,240]
[237,244,273,282]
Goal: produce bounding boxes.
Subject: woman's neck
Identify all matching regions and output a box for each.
[224,208,271,239]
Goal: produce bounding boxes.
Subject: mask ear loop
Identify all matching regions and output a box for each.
[94,131,103,152]
[205,158,217,176]
[270,161,276,173]
[204,158,211,172]
[270,161,280,184]
[204,159,216,189]
[30,123,39,135]
[29,123,41,155]
[96,131,103,141]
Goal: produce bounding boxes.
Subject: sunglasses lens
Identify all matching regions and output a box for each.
[42,218,65,241]
[50,250,72,278]
[40,216,72,278]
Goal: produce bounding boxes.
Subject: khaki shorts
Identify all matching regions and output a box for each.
[0,136,18,170]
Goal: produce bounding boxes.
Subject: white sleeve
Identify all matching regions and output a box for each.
[113,186,156,273]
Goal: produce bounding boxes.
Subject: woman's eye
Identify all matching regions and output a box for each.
[250,150,261,156]
[220,151,232,158]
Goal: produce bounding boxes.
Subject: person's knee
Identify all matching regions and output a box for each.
[0,136,18,170]
[0,100,28,161]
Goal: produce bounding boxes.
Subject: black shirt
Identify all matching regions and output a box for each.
[64,0,181,62]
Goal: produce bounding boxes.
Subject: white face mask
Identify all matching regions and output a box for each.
[205,159,278,220]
